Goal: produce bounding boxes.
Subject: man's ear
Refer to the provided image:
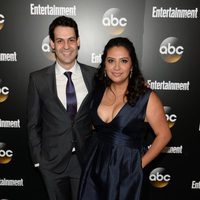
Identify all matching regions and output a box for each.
[77,37,80,49]
[50,39,55,51]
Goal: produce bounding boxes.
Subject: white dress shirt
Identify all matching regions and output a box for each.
[55,61,88,111]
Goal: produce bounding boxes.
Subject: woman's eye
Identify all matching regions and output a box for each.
[121,59,128,63]
[107,59,114,63]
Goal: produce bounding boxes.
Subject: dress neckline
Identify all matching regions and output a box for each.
[95,86,128,124]
[97,102,127,125]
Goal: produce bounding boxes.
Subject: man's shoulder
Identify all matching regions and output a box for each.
[79,62,97,73]
[29,64,55,77]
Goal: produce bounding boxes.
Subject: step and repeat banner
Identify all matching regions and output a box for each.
[0,0,199,199]
[141,0,200,200]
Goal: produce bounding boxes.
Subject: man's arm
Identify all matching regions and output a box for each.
[27,73,42,166]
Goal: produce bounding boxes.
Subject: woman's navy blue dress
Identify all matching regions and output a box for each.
[79,88,152,200]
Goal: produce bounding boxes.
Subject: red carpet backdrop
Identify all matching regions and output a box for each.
[0,0,199,199]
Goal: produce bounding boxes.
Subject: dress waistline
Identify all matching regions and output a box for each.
[96,131,142,150]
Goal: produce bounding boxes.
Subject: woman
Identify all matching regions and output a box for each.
[79,37,172,200]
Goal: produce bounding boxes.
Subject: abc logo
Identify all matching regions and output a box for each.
[166,114,177,128]
[159,37,184,63]
[102,14,127,27]
[0,86,9,103]
[160,43,183,55]
[0,14,5,30]
[0,143,13,164]
[149,167,171,188]
[41,36,56,61]
[102,8,127,35]
[164,106,177,128]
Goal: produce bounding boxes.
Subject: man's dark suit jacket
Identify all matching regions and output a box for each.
[27,62,96,173]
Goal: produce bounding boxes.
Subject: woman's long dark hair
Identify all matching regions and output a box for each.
[96,37,147,106]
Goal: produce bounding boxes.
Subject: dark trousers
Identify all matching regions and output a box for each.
[40,154,81,200]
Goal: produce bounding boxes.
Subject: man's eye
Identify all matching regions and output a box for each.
[57,40,63,43]
[69,38,76,42]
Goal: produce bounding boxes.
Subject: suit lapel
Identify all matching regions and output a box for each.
[46,64,67,112]
[76,63,94,117]
[79,63,93,93]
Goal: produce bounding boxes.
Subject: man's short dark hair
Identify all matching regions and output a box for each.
[49,16,79,41]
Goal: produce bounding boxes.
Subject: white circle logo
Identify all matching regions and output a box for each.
[0,14,5,30]
[0,86,9,103]
[149,167,171,188]
[102,8,127,35]
[41,36,56,61]
[0,143,13,164]
[164,106,177,128]
[159,37,184,63]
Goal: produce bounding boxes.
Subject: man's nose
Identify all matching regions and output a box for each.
[64,40,69,49]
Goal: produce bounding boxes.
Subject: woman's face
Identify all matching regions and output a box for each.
[105,46,132,85]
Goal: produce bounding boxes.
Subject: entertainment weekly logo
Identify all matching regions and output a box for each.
[0,119,20,128]
[152,6,198,18]
[91,52,102,64]
[0,52,17,62]
[0,178,23,186]
[147,80,190,91]
[30,3,76,16]
[191,180,200,189]
[148,145,183,154]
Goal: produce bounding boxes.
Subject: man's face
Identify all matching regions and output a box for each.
[50,26,80,69]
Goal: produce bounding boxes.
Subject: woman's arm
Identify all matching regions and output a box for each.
[142,91,172,168]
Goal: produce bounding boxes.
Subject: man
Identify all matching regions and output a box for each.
[27,16,96,200]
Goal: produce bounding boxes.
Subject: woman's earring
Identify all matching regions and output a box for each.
[129,70,133,79]
[104,71,107,78]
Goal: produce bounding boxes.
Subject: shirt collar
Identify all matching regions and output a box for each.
[55,61,80,76]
